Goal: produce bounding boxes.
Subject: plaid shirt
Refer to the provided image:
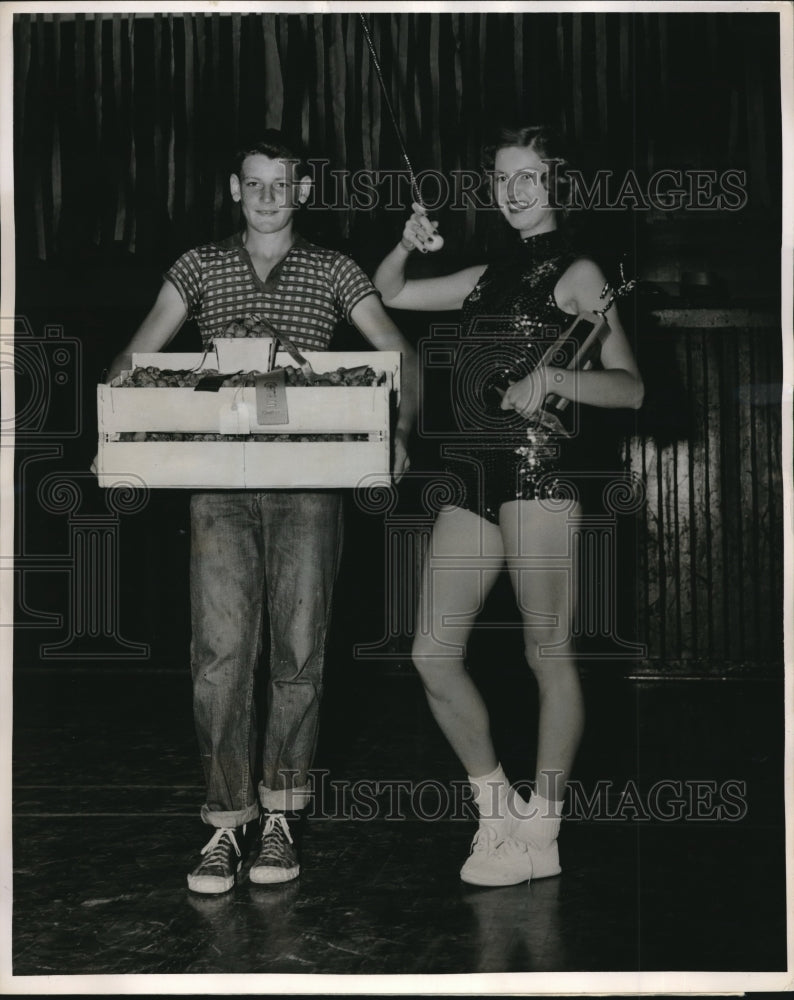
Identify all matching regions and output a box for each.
[165,233,376,351]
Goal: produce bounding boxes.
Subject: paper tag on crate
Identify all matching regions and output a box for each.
[254,370,289,425]
[219,401,251,435]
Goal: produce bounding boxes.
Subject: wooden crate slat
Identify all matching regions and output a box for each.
[97,345,398,488]
[98,385,390,433]
[97,441,391,489]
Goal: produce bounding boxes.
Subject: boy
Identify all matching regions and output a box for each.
[104,131,416,893]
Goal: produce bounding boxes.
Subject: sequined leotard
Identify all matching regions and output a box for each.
[442,229,590,524]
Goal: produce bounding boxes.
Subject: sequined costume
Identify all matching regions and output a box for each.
[442,229,591,524]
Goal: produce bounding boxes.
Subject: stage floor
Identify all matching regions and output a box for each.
[11,663,788,978]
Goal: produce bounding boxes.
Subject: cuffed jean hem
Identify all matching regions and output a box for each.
[259,782,313,813]
[200,801,261,829]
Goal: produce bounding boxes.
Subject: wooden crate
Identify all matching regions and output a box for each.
[96,340,400,489]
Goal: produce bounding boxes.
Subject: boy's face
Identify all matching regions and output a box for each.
[230,154,311,236]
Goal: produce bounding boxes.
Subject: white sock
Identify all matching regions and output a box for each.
[468,764,510,828]
[509,788,563,850]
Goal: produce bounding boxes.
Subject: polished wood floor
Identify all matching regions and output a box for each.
[11,658,787,979]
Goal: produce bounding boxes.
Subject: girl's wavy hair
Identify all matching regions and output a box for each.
[481,125,574,215]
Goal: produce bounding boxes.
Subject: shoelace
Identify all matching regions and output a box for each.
[257,813,293,863]
[470,824,529,860]
[492,836,529,861]
[469,824,499,855]
[197,827,241,872]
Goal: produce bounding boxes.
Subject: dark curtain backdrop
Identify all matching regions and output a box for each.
[11,10,784,674]
[14,10,781,264]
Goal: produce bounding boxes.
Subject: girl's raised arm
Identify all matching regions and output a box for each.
[373,203,485,313]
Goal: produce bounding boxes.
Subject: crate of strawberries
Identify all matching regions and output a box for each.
[96,337,401,489]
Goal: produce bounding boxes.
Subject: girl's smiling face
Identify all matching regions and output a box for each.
[492,145,557,239]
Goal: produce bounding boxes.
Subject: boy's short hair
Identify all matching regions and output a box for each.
[232,130,311,180]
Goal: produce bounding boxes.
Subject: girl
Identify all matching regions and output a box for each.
[373,125,643,886]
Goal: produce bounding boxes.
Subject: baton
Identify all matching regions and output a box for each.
[359,13,444,251]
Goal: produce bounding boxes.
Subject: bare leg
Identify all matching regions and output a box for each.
[414,506,538,886]
[411,506,505,778]
[500,498,585,804]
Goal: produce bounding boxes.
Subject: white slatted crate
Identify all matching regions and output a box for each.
[97,340,400,489]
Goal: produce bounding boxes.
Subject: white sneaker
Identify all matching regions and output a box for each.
[459,824,533,887]
[506,789,563,878]
[525,839,561,879]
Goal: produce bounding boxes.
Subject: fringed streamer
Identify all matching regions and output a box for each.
[167,15,175,222]
[344,14,359,170]
[313,18,326,150]
[556,14,568,134]
[31,15,47,258]
[263,14,284,130]
[112,15,126,243]
[184,16,195,218]
[278,13,289,73]
[13,13,780,258]
[447,15,461,178]
[429,14,441,173]
[211,14,223,225]
[658,13,668,111]
[74,14,85,181]
[93,13,103,245]
[300,14,310,146]
[461,14,477,246]
[195,12,205,82]
[370,15,382,171]
[153,14,163,218]
[619,14,630,105]
[51,13,62,250]
[329,16,346,170]
[572,14,583,138]
[330,16,348,237]
[477,14,485,116]
[595,14,608,136]
[231,13,241,137]
[643,14,654,173]
[16,17,32,146]
[127,14,137,252]
[728,85,739,163]
[451,13,462,125]
[513,14,523,119]
[409,17,420,151]
[392,15,406,145]
[360,18,372,172]
[745,49,770,207]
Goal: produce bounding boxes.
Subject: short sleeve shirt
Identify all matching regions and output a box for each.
[164,233,376,351]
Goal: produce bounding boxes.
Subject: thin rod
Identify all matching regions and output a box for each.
[359,13,422,207]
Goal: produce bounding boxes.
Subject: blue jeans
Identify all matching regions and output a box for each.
[189,490,344,828]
